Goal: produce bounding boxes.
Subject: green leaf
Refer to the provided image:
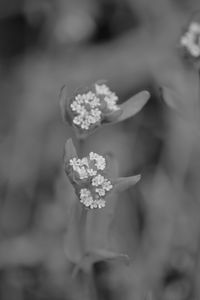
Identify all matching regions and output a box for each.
[103,108,123,123]
[104,152,119,178]
[116,90,150,122]
[113,175,141,192]
[59,85,68,121]
[59,85,75,126]
[64,138,78,164]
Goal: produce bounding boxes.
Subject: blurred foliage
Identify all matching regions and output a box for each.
[0,0,200,299]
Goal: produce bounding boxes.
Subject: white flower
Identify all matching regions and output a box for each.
[91,108,102,120]
[69,157,89,180]
[79,188,106,209]
[104,95,119,111]
[95,156,106,170]
[70,83,120,132]
[97,199,106,208]
[69,153,106,181]
[81,157,89,166]
[70,102,82,114]
[80,188,93,207]
[75,94,85,104]
[87,168,97,176]
[68,152,112,209]
[181,21,200,58]
[190,22,200,33]
[79,167,89,180]
[102,179,113,191]
[84,92,100,108]
[70,91,102,131]
[89,152,106,170]
[90,199,106,209]
[95,84,111,95]
[92,174,105,186]
[95,84,120,111]
[96,188,106,196]
[69,157,80,167]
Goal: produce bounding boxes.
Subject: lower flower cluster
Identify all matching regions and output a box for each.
[67,152,113,209]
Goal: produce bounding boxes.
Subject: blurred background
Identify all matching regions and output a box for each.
[0,0,200,299]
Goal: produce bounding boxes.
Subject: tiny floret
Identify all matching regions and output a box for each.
[69,83,120,132]
[89,152,106,170]
[80,188,106,209]
[102,179,113,191]
[66,152,113,209]
[95,188,106,196]
[180,21,200,58]
[69,158,88,180]
[95,83,119,111]
[80,188,93,207]
[92,174,105,186]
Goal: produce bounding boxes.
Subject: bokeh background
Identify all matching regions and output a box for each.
[1,0,200,299]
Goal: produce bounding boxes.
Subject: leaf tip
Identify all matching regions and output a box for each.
[142,90,151,101]
[134,174,141,184]
[64,138,77,162]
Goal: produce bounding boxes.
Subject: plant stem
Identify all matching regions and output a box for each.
[79,206,88,254]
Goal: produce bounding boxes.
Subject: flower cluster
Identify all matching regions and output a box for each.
[61,80,148,268]
[70,83,120,131]
[60,81,150,140]
[66,152,113,209]
[180,22,200,58]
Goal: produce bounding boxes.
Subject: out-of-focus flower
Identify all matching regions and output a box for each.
[179,11,200,68]
[64,139,141,209]
[180,22,200,58]
[60,81,150,139]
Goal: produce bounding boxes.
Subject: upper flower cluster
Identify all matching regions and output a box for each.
[70,83,120,131]
[60,80,150,139]
[66,151,113,209]
[180,22,200,58]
